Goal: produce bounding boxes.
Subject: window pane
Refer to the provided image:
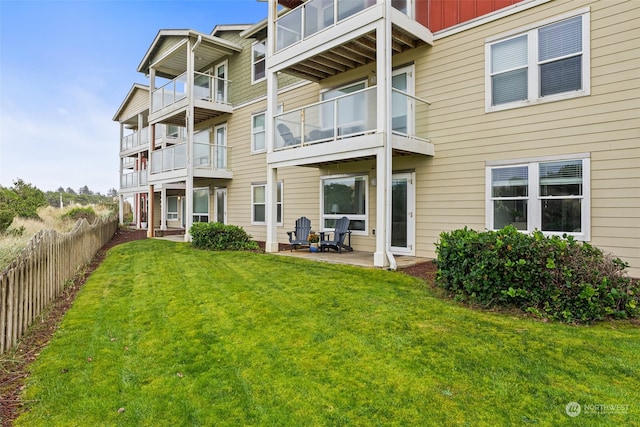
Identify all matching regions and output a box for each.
[492,35,527,73]
[193,189,209,214]
[541,199,581,232]
[540,56,582,97]
[253,186,265,203]
[323,177,366,215]
[254,205,266,223]
[168,197,178,212]
[539,16,582,62]
[540,160,583,196]
[253,132,265,151]
[254,60,265,81]
[253,114,265,131]
[492,68,528,105]
[494,200,528,230]
[492,167,528,197]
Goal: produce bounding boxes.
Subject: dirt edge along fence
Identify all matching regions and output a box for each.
[0,216,118,354]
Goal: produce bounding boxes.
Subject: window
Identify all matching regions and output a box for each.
[252,40,266,83]
[322,175,367,233]
[321,80,368,136]
[486,156,590,240]
[486,12,589,111]
[252,112,266,153]
[193,188,209,223]
[252,182,282,225]
[167,196,178,221]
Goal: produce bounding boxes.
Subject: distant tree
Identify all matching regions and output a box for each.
[66,187,76,195]
[0,186,17,232]
[107,188,118,197]
[0,179,47,221]
[78,185,93,195]
[56,186,65,193]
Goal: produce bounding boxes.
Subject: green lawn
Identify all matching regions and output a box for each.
[16,239,640,426]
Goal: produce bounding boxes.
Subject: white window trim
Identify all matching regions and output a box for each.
[320,174,368,236]
[485,153,591,241]
[485,9,591,112]
[251,39,266,84]
[193,187,210,223]
[251,182,283,226]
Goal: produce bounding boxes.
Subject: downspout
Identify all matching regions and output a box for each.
[192,34,202,52]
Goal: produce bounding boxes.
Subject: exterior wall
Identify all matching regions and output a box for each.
[417,0,523,32]
[414,0,639,275]
[117,89,149,123]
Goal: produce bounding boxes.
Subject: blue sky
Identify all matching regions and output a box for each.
[0,0,268,194]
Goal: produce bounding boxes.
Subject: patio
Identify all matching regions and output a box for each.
[275,247,431,269]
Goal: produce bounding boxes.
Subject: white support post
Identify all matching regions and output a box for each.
[118,194,124,225]
[264,0,280,253]
[184,38,195,242]
[373,14,392,268]
[160,187,167,231]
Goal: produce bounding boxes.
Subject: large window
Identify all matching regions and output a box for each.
[486,12,589,111]
[167,196,178,221]
[486,156,590,240]
[252,182,282,225]
[252,40,266,83]
[322,175,367,233]
[193,188,209,223]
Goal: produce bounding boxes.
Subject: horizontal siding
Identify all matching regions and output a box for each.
[414,0,640,276]
[119,89,149,122]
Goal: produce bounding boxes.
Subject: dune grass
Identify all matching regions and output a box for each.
[14,239,640,426]
[0,206,113,270]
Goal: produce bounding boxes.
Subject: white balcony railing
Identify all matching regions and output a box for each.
[194,143,228,171]
[276,0,377,51]
[120,127,150,152]
[151,72,231,113]
[274,86,429,150]
[150,143,229,174]
[120,170,148,189]
[155,124,187,148]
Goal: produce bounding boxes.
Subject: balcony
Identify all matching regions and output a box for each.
[120,127,149,154]
[149,142,232,183]
[154,124,187,149]
[271,0,433,80]
[120,170,148,191]
[270,86,433,166]
[150,71,233,126]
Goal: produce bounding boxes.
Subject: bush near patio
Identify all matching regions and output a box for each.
[190,222,259,251]
[435,226,639,323]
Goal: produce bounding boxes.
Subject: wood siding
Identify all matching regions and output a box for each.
[414,0,639,275]
[417,0,523,32]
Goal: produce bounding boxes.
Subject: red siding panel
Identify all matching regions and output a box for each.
[416,0,523,32]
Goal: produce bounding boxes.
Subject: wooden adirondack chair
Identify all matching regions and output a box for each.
[287,216,312,251]
[320,216,353,253]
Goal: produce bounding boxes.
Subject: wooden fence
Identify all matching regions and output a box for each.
[0,217,118,354]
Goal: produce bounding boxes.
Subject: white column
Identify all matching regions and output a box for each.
[160,187,167,230]
[373,13,392,268]
[264,0,280,253]
[118,194,124,225]
[184,38,195,242]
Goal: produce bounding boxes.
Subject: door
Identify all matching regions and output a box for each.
[215,61,227,103]
[215,188,227,224]
[390,172,415,255]
[391,65,414,136]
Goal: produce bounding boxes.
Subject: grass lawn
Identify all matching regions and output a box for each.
[15,239,640,426]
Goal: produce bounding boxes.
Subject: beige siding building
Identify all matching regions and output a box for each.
[114,0,639,277]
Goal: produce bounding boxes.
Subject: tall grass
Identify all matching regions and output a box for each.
[0,205,114,271]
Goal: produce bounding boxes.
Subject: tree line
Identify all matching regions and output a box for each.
[0,179,117,233]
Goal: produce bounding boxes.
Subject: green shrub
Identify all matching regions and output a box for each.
[0,210,14,234]
[435,226,639,323]
[62,206,96,223]
[190,222,260,251]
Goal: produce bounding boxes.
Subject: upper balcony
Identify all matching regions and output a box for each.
[137,30,242,126]
[268,86,433,167]
[120,127,149,155]
[150,71,233,126]
[270,0,433,80]
[149,142,232,184]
